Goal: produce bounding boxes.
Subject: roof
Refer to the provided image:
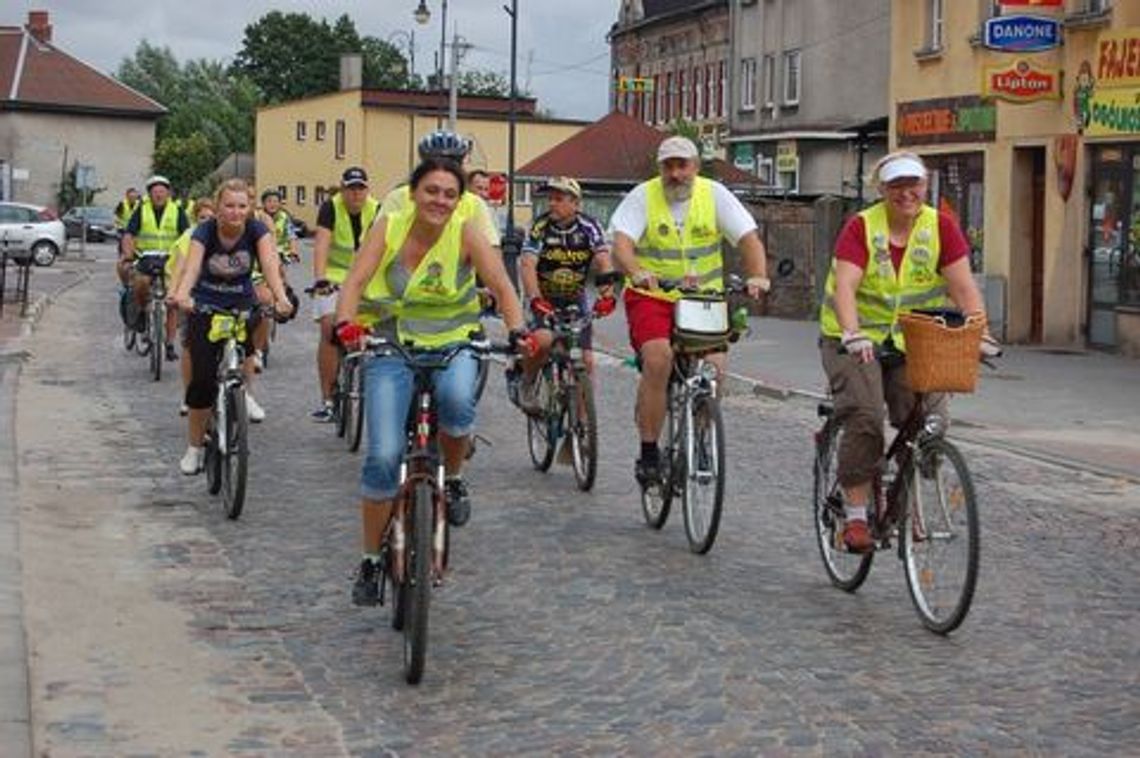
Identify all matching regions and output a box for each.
[0,25,165,117]
[517,110,664,184]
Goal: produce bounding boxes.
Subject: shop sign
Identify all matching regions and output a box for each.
[1096,28,1140,89]
[1085,86,1140,137]
[983,59,1061,102]
[776,140,797,157]
[897,95,997,146]
[733,143,755,172]
[984,15,1060,52]
[775,154,798,173]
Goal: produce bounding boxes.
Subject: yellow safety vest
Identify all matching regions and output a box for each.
[166,227,192,279]
[134,200,182,256]
[327,194,379,283]
[115,198,138,229]
[269,210,292,256]
[629,176,722,303]
[819,202,948,351]
[361,206,480,348]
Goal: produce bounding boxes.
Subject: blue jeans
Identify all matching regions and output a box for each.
[360,350,479,500]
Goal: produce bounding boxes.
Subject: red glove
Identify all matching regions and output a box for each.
[334,321,370,350]
[593,296,616,318]
[530,297,555,318]
[509,329,538,358]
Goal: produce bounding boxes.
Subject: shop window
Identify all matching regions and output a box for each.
[925,153,986,273]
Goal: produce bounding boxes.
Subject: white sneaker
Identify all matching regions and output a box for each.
[246,393,266,423]
[180,446,204,475]
[179,402,189,417]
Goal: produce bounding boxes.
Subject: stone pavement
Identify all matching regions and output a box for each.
[592,303,1140,483]
[4,261,1138,754]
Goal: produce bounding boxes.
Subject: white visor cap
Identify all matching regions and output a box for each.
[879,155,927,184]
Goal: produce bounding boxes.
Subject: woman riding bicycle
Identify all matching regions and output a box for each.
[819,151,999,553]
[333,157,530,607]
[169,179,293,475]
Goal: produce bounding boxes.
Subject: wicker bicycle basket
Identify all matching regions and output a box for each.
[898,310,985,393]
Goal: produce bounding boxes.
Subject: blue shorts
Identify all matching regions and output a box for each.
[360,350,479,500]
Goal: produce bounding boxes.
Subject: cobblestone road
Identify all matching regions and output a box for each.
[17,265,1140,755]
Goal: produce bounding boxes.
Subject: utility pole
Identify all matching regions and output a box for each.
[503,0,520,292]
[447,31,472,133]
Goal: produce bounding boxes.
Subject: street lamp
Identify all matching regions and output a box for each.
[386,30,416,81]
[502,0,521,292]
[413,0,449,127]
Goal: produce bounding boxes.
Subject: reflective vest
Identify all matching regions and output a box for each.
[629,176,722,303]
[819,202,948,351]
[166,227,192,279]
[134,200,182,256]
[271,210,292,255]
[327,194,379,283]
[361,206,480,348]
[115,198,138,229]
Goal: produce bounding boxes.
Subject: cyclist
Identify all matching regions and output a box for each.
[113,187,140,234]
[310,167,380,421]
[468,169,491,201]
[517,176,615,413]
[167,198,216,416]
[819,151,999,552]
[169,179,292,475]
[333,156,531,606]
[258,188,300,265]
[609,135,770,487]
[119,175,190,362]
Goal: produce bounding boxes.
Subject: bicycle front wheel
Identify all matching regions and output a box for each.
[681,393,725,554]
[902,437,979,635]
[344,359,365,453]
[149,300,165,382]
[813,418,873,591]
[403,481,433,684]
[334,360,348,439]
[526,369,556,471]
[221,386,249,520]
[569,371,597,491]
[473,354,489,405]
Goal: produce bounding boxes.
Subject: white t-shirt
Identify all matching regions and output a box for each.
[608,179,758,246]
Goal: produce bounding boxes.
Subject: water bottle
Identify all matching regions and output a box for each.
[730,306,749,342]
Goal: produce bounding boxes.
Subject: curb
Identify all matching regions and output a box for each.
[15,268,92,342]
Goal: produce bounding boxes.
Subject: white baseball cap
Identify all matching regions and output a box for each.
[657,135,699,163]
[878,154,927,184]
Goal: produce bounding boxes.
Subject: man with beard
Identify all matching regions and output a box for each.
[609,136,770,486]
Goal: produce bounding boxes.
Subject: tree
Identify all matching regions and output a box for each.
[152,134,216,194]
[455,70,512,98]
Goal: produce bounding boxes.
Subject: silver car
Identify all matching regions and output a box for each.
[0,201,67,266]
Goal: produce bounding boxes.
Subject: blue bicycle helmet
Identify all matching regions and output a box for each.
[418,130,469,161]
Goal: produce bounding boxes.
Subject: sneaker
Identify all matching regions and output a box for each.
[311,401,335,423]
[246,393,266,423]
[351,559,380,607]
[134,309,148,334]
[179,445,205,475]
[445,477,471,527]
[518,375,542,415]
[843,519,874,553]
[635,456,661,488]
[179,402,189,417]
[251,350,264,374]
[165,343,178,362]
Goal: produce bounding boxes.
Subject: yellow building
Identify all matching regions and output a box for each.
[255,86,586,232]
[891,0,1140,354]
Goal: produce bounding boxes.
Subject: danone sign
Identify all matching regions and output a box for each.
[984,15,1060,52]
[1082,28,1140,137]
[983,59,1061,102]
[897,96,996,146]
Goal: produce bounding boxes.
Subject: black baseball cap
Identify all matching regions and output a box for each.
[341,167,369,187]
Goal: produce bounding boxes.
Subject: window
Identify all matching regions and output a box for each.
[665,72,674,121]
[763,54,776,109]
[513,182,532,207]
[978,0,999,19]
[927,0,944,51]
[740,57,758,111]
[650,74,659,124]
[658,73,668,123]
[1085,0,1109,12]
[718,60,726,117]
[335,120,346,160]
[295,121,307,141]
[757,156,775,186]
[680,69,689,119]
[276,184,287,201]
[315,120,327,141]
[783,50,801,106]
[295,185,306,206]
[694,66,703,120]
[704,64,713,119]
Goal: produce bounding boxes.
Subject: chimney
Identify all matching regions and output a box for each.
[339,54,363,91]
[26,10,52,44]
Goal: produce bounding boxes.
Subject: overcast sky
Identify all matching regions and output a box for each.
[17,1,617,120]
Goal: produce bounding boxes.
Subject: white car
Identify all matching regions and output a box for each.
[0,201,66,266]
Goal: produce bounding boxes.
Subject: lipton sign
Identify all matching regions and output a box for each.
[983,59,1061,102]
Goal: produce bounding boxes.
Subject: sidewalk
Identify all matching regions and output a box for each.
[593,305,1140,483]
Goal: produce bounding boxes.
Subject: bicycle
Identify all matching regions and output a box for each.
[120,251,166,365]
[261,253,299,371]
[136,250,170,382]
[812,342,981,634]
[638,277,748,554]
[198,304,255,520]
[510,303,603,491]
[336,346,365,452]
[362,334,512,685]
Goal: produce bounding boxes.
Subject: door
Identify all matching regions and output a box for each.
[1087,148,1129,347]
[1030,149,1046,342]
[0,203,34,252]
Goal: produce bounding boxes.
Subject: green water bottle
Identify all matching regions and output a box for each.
[730,306,750,342]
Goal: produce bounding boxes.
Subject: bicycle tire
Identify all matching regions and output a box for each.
[641,388,677,530]
[473,354,489,405]
[334,362,348,438]
[345,359,365,453]
[902,437,979,634]
[526,368,556,471]
[149,300,164,382]
[123,322,136,352]
[221,386,249,520]
[205,427,222,495]
[682,393,725,554]
[403,481,433,684]
[569,370,598,491]
[813,419,874,591]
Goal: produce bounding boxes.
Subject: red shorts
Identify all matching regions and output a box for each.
[624,289,674,353]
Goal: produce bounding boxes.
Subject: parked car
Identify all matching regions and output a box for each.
[0,201,66,266]
[62,206,119,242]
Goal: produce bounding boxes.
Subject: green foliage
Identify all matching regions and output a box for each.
[456,70,511,98]
[152,134,216,194]
[56,162,106,212]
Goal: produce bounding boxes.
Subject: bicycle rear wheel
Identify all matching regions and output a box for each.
[334,359,348,438]
[149,300,165,382]
[344,359,365,453]
[640,388,677,530]
[569,370,597,491]
[813,418,873,591]
[205,426,222,495]
[473,354,489,405]
[221,386,249,520]
[902,437,979,634]
[403,481,433,684]
[682,393,725,554]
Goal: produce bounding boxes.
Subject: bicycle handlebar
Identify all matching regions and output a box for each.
[656,274,748,296]
[194,303,256,319]
[358,334,515,366]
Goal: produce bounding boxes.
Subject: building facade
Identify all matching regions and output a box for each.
[0,11,164,209]
[892,0,1140,353]
[608,0,731,155]
[727,0,890,200]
